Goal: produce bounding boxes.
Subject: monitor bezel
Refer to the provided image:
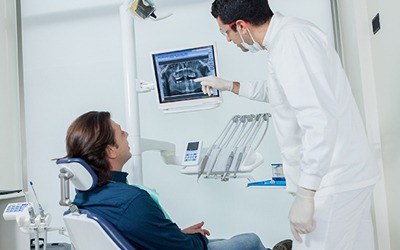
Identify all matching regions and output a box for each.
[151,43,222,112]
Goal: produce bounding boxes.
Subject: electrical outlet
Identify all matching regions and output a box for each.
[372,13,380,34]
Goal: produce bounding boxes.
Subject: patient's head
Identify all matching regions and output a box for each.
[66,111,131,186]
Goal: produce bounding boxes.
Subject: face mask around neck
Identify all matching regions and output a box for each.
[238,28,264,53]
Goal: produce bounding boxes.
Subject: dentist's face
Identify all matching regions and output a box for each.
[216,17,248,52]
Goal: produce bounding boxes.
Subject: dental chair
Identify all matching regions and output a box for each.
[56,158,136,250]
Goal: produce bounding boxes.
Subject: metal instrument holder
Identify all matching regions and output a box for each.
[181,113,271,182]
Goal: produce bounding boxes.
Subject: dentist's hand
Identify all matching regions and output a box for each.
[194,76,233,96]
[289,187,316,242]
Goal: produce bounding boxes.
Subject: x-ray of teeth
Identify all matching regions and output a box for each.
[160,59,210,96]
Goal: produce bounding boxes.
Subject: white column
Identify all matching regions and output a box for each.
[119,2,143,185]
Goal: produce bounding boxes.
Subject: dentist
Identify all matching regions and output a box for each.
[195,0,380,249]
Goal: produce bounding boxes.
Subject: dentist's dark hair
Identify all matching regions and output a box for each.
[211,0,273,31]
[65,111,116,186]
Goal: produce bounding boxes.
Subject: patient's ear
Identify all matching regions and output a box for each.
[106,145,117,159]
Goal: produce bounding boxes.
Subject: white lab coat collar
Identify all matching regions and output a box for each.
[263,12,284,51]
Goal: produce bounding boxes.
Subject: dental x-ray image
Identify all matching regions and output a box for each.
[160,59,210,96]
[153,45,219,104]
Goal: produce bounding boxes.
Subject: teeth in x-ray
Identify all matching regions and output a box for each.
[161,59,211,95]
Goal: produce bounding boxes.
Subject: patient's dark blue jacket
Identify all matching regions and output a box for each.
[73,171,208,250]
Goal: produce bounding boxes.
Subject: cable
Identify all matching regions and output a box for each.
[253,114,270,150]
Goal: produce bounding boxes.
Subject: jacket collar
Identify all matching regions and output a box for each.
[110,171,129,183]
[263,12,284,51]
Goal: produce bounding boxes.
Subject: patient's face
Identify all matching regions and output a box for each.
[110,120,132,167]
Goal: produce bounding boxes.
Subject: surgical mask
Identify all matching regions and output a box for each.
[238,29,264,53]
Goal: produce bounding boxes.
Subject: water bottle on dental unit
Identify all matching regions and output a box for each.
[271,163,285,181]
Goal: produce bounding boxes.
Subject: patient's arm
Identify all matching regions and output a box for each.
[118,192,208,250]
[182,221,211,236]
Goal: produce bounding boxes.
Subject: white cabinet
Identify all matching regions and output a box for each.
[0,0,25,194]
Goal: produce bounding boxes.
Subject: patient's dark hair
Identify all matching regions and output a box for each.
[66,111,115,186]
[211,0,273,31]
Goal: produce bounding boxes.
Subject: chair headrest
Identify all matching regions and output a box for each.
[56,158,98,191]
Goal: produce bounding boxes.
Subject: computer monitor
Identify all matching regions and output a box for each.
[152,44,222,113]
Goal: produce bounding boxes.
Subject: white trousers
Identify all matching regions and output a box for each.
[293,186,375,250]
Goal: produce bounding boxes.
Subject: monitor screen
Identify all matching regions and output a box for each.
[152,45,220,108]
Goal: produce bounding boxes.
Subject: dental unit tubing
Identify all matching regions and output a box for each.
[235,115,266,171]
[222,118,249,180]
[192,113,271,181]
[197,116,236,179]
[230,115,262,178]
[206,116,241,175]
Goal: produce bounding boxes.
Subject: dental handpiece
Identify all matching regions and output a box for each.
[206,116,241,176]
[221,150,235,181]
[222,116,248,180]
[30,181,46,221]
[197,121,228,181]
[28,205,36,224]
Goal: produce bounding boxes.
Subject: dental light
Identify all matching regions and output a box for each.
[127,0,172,21]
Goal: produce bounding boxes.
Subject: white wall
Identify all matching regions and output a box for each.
[21,1,126,244]
[337,0,400,249]
[21,0,333,246]
[364,0,400,249]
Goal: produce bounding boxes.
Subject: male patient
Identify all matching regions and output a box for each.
[65,111,290,250]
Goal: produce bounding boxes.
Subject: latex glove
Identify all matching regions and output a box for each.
[288,187,316,242]
[181,221,211,236]
[194,76,233,96]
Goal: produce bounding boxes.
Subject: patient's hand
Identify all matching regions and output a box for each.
[181,221,211,236]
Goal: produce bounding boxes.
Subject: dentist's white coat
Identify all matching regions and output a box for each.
[239,13,380,195]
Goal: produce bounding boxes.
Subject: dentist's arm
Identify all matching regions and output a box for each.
[194,76,240,95]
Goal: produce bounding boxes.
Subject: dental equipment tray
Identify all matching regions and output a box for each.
[247,180,286,187]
